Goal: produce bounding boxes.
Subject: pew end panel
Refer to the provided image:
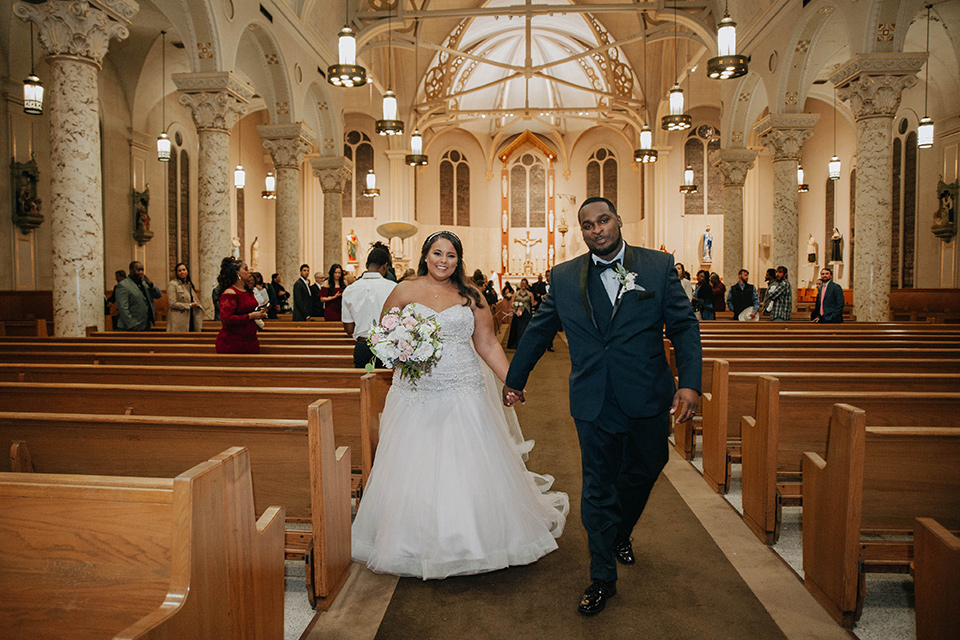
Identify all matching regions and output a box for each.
[9,440,32,472]
[741,376,780,545]
[914,517,960,640]
[359,372,391,492]
[701,359,729,493]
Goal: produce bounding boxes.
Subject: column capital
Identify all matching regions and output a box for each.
[174,72,253,133]
[258,123,315,169]
[754,113,819,161]
[14,0,138,68]
[709,148,759,187]
[830,54,925,121]
[310,157,353,193]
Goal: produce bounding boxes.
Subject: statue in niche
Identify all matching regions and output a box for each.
[251,237,260,269]
[807,234,818,264]
[132,187,153,245]
[11,158,44,233]
[346,229,359,264]
[932,178,958,239]
[231,237,241,258]
[830,228,843,263]
[701,226,713,263]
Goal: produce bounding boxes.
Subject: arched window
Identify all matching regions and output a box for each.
[891,119,918,288]
[509,153,546,228]
[179,149,190,269]
[683,125,721,216]
[343,130,374,218]
[166,149,179,278]
[849,168,856,282]
[585,148,618,210]
[439,150,470,226]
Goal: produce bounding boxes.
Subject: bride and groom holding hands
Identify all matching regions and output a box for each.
[352,197,702,615]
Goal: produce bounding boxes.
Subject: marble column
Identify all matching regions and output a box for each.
[174,73,253,318]
[711,148,758,287]
[14,0,138,336]
[755,114,819,307]
[259,123,315,283]
[830,54,925,322]
[310,157,353,270]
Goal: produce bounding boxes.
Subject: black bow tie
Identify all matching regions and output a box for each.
[595,259,620,273]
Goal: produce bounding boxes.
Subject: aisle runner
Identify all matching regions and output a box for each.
[374,342,787,639]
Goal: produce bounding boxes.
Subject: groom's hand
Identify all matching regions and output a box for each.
[670,388,699,423]
[502,385,525,406]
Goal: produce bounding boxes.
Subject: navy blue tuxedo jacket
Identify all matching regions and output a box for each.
[810,281,844,323]
[506,244,702,423]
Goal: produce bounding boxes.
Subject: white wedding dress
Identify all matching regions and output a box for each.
[352,302,569,579]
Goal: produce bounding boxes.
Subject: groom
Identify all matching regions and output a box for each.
[504,197,701,615]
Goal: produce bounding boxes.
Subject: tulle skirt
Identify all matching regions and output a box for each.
[352,377,568,580]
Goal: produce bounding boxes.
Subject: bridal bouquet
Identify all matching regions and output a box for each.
[366,306,444,383]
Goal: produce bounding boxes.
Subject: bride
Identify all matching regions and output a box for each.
[352,231,569,579]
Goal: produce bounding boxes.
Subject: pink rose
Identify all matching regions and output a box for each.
[381,314,399,330]
[370,333,380,345]
[403,316,418,329]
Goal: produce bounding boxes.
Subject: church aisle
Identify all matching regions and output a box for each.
[305,340,848,639]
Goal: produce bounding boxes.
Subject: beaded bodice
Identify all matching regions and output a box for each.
[390,302,485,400]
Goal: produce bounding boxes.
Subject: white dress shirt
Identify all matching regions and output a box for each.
[341,272,397,339]
[591,242,627,304]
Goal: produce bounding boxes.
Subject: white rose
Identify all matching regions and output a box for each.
[413,342,435,361]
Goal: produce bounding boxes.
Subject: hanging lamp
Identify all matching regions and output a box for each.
[22,22,43,115]
[679,165,698,194]
[634,16,658,163]
[797,165,809,193]
[828,85,841,180]
[405,22,428,166]
[917,4,934,149]
[156,31,171,161]
[234,118,245,189]
[375,7,404,136]
[327,0,366,87]
[362,169,380,197]
[662,2,691,131]
[707,1,748,80]
[262,171,276,199]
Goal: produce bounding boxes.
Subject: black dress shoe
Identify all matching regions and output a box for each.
[614,538,635,565]
[578,579,616,615]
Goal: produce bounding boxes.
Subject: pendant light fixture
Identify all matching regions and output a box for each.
[797,165,809,193]
[707,1,748,80]
[234,119,245,189]
[405,21,428,166]
[828,85,841,180]
[917,4,934,149]
[375,6,403,136]
[662,1,691,131]
[262,171,276,199]
[156,31,171,162]
[634,16,658,164]
[679,165,698,194]
[362,169,380,197]
[327,0,366,87]
[22,22,43,116]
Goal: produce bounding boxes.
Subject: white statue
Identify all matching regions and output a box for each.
[250,236,260,269]
[701,226,713,263]
[231,236,241,259]
[806,234,818,264]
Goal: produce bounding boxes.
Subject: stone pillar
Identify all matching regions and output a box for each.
[310,157,353,270]
[259,123,315,284]
[711,148,758,287]
[754,114,819,307]
[14,0,138,336]
[830,54,925,322]
[174,73,253,318]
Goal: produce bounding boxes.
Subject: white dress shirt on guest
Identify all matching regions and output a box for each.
[341,271,397,339]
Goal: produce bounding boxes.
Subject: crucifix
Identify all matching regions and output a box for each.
[514,231,542,275]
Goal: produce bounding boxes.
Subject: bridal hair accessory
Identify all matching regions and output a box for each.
[425,230,461,245]
[613,264,644,301]
[367,306,444,383]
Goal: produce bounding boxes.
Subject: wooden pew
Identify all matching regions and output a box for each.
[741,379,960,543]
[0,340,353,356]
[0,447,285,638]
[2,401,352,610]
[914,518,960,640]
[801,404,960,628]
[0,319,50,337]
[0,351,355,368]
[699,359,960,492]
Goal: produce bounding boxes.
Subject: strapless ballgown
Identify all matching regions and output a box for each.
[351,302,568,579]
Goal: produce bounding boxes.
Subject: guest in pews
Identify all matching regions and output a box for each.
[675,263,694,301]
[251,272,269,329]
[710,272,726,318]
[319,263,347,321]
[726,269,760,321]
[341,246,396,368]
[267,273,289,316]
[311,271,324,318]
[503,197,701,615]
[765,265,793,321]
[215,257,266,354]
[691,269,715,320]
[166,263,204,332]
[810,266,844,323]
[352,230,568,580]
[506,278,534,348]
[293,264,314,321]
[116,261,162,331]
[105,269,125,330]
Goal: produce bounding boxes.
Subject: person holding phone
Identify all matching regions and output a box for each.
[216,257,267,354]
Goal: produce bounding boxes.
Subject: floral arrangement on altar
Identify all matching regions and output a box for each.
[366,306,444,383]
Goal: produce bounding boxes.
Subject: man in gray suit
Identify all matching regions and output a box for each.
[115,261,162,331]
[504,197,701,615]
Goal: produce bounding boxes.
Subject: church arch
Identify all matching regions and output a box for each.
[232,23,295,124]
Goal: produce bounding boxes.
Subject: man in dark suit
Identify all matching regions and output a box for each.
[504,197,701,615]
[810,267,844,323]
[115,261,162,331]
[292,264,313,321]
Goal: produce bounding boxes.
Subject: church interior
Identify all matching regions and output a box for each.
[1,1,959,639]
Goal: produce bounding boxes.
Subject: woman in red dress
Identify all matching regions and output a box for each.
[216,257,267,354]
[319,263,347,322]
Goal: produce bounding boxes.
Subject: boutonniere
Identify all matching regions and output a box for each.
[613,264,644,301]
